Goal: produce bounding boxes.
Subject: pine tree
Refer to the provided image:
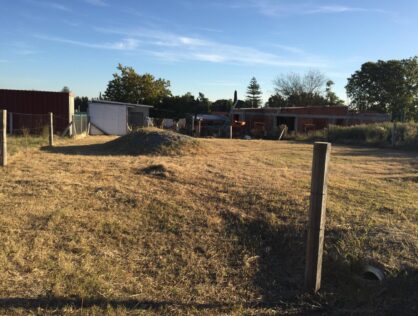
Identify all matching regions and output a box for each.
[246,77,262,108]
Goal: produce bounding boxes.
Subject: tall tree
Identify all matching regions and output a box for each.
[103,64,171,105]
[156,92,198,119]
[246,77,262,108]
[272,70,330,107]
[74,96,89,112]
[211,99,233,112]
[346,57,418,121]
[61,86,70,93]
[196,92,211,114]
[325,80,344,105]
[265,94,287,108]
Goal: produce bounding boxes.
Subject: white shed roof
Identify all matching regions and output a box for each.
[90,100,153,108]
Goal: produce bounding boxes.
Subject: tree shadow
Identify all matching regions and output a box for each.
[220,210,418,315]
[41,143,122,156]
[0,297,297,313]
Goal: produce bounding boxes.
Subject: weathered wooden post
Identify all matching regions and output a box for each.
[305,142,331,293]
[1,110,7,166]
[197,120,201,137]
[49,112,54,147]
[230,125,233,139]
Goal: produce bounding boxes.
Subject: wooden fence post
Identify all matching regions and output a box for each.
[49,112,54,147]
[305,142,331,293]
[230,125,233,139]
[198,120,201,137]
[1,110,7,166]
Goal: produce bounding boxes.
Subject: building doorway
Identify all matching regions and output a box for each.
[277,116,295,131]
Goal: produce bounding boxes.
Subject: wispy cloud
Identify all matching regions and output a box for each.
[84,0,108,7]
[35,35,140,50]
[27,0,73,12]
[93,26,327,67]
[216,0,389,17]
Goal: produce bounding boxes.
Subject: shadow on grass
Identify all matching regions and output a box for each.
[220,210,418,315]
[220,211,306,303]
[41,143,120,156]
[0,297,297,313]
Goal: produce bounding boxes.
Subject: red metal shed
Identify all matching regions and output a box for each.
[0,89,74,133]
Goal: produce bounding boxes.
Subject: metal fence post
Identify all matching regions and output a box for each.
[305,142,331,293]
[1,110,7,166]
[49,112,54,147]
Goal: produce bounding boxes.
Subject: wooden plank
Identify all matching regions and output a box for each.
[305,142,331,293]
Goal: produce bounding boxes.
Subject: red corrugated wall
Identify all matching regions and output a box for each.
[0,89,71,133]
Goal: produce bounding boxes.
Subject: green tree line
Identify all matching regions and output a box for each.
[72,57,418,121]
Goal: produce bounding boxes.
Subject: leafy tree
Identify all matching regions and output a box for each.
[74,96,89,112]
[61,86,70,93]
[346,57,418,121]
[246,77,262,108]
[196,92,211,114]
[211,99,233,112]
[103,64,171,105]
[272,70,330,107]
[156,92,198,119]
[265,94,287,108]
[325,80,344,105]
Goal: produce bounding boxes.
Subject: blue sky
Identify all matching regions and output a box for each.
[1,0,417,103]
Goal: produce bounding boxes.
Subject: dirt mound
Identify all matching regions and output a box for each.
[105,128,199,156]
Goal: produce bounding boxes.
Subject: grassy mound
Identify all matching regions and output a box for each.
[105,128,200,156]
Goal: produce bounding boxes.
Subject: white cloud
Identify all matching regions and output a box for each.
[36,35,140,50]
[28,0,72,12]
[221,0,388,17]
[94,26,327,67]
[84,0,108,7]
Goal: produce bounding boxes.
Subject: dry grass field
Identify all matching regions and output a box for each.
[0,132,417,315]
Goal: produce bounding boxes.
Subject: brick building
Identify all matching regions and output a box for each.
[232,106,389,138]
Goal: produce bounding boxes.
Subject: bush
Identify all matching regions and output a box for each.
[327,122,418,150]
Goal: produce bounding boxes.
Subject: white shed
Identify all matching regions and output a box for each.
[88,100,153,135]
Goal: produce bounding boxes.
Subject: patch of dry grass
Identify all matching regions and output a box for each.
[0,135,417,314]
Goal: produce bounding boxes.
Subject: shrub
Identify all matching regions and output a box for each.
[327,122,418,150]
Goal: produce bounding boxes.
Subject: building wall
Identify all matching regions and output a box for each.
[0,89,73,133]
[233,106,390,137]
[88,103,128,135]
